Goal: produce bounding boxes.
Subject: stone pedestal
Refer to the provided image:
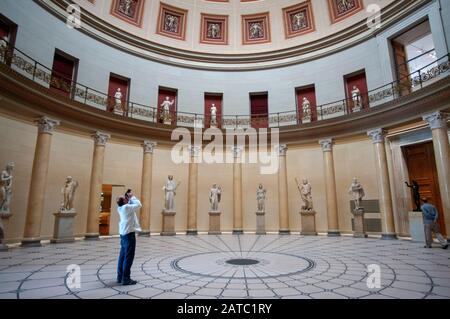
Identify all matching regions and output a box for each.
[0,213,12,251]
[161,210,176,236]
[51,210,77,243]
[256,211,266,235]
[300,210,317,236]
[408,211,425,242]
[302,116,311,124]
[164,119,172,126]
[209,211,221,235]
[352,208,367,238]
[352,106,361,113]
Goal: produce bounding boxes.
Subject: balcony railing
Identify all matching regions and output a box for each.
[1,41,449,129]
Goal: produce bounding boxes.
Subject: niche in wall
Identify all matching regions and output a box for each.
[157,87,178,125]
[50,49,79,98]
[107,73,130,115]
[250,92,268,128]
[296,85,317,123]
[344,70,368,113]
[0,13,18,66]
[204,93,223,128]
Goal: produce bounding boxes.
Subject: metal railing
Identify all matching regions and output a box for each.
[1,41,449,129]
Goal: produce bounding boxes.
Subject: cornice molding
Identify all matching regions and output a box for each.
[33,0,431,71]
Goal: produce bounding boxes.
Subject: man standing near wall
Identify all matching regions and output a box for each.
[421,198,448,249]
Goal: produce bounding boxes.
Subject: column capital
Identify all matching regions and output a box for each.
[35,116,60,134]
[142,140,157,154]
[319,139,333,152]
[92,132,110,146]
[423,111,448,130]
[367,128,386,144]
[189,145,201,157]
[276,144,288,156]
[231,146,244,159]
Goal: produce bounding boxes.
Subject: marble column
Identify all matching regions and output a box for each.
[319,139,340,236]
[139,140,156,237]
[367,129,397,239]
[423,112,450,240]
[85,132,110,240]
[232,146,244,234]
[277,144,290,234]
[187,145,200,235]
[22,117,60,247]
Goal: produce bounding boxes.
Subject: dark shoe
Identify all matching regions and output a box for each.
[442,245,449,250]
[424,245,431,248]
[122,279,137,286]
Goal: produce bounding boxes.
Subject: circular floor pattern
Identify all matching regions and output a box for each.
[0,235,449,299]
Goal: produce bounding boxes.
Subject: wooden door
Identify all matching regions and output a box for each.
[403,142,446,235]
[392,41,411,96]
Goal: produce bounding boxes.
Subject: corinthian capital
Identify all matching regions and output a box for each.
[35,116,60,134]
[277,144,288,156]
[319,139,333,152]
[423,111,448,130]
[143,140,157,154]
[367,128,386,144]
[92,132,110,146]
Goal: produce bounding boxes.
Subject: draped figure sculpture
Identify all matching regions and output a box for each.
[209,184,222,211]
[163,175,180,211]
[348,178,365,210]
[256,184,266,212]
[296,178,313,211]
[61,176,78,211]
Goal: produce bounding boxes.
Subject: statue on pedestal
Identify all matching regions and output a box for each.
[0,162,14,214]
[351,86,361,111]
[296,178,313,211]
[209,184,222,211]
[256,184,266,212]
[302,97,311,122]
[348,178,365,210]
[210,104,217,127]
[114,88,122,108]
[163,175,179,211]
[160,96,175,122]
[405,180,421,212]
[61,176,78,212]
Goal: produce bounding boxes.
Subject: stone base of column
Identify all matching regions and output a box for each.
[209,211,222,235]
[186,230,198,235]
[300,210,317,236]
[84,233,100,240]
[161,210,176,236]
[51,210,77,244]
[256,211,266,235]
[352,208,367,238]
[279,229,290,235]
[327,231,341,237]
[232,230,244,235]
[381,233,397,240]
[21,238,42,247]
[138,231,151,237]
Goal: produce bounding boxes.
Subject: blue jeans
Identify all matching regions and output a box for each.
[117,232,136,283]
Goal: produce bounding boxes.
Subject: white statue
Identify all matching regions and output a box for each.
[302,97,311,121]
[114,88,123,107]
[256,184,267,212]
[160,96,174,122]
[249,22,263,39]
[163,175,180,211]
[120,0,133,16]
[351,85,361,110]
[0,162,14,214]
[61,176,78,211]
[208,23,220,39]
[338,0,354,12]
[296,178,313,211]
[210,103,217,127]
[209,184,222,211]
[165,14,178,33]
[293,12,306,30]
[348,178,365,210]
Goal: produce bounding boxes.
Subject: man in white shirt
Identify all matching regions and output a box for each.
[116,189,142,285]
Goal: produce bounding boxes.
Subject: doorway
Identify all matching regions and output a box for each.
[99,184,112,236]
[403,141,446,235]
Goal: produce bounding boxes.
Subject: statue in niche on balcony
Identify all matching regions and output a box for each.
[348,178,365,210]
[163,175,180,211]
[405,180,421,212]
[207,23,221,39]
[209,184,222,211]
[256,184,266,212]
[337,0,356,14]
[61,176,78,212]
[249,22,264,39]
[292,11,307,31]
[160,96,175,122]
[164,14,179,33]
[351,85,362,112]
[0,162,14,214]
[302,97,311,122]
[210,104,218,127]
[296,178,313,212]
[119,0,135,17]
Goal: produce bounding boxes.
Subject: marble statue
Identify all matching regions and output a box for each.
[61,176,78,211]
[348,178,365,210]
[210,103,217,127]
[165,14,178,33]
[249,22,263,39]
[114,88,123,107]
[0,162,14,214]
[292,12,307,30]
[256,183,267,212]
[120,0,134,16]
[209,184,222,211]
[163,175,180,211]
[208,23,220,39]
[338,0,355,13]
[296,178,313,211]
[351,85,361,110]
[302,97,311,121]
[160,96,174,122]
[405,180,421,212]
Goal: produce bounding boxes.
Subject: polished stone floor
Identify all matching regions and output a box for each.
[0,234,449,299]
